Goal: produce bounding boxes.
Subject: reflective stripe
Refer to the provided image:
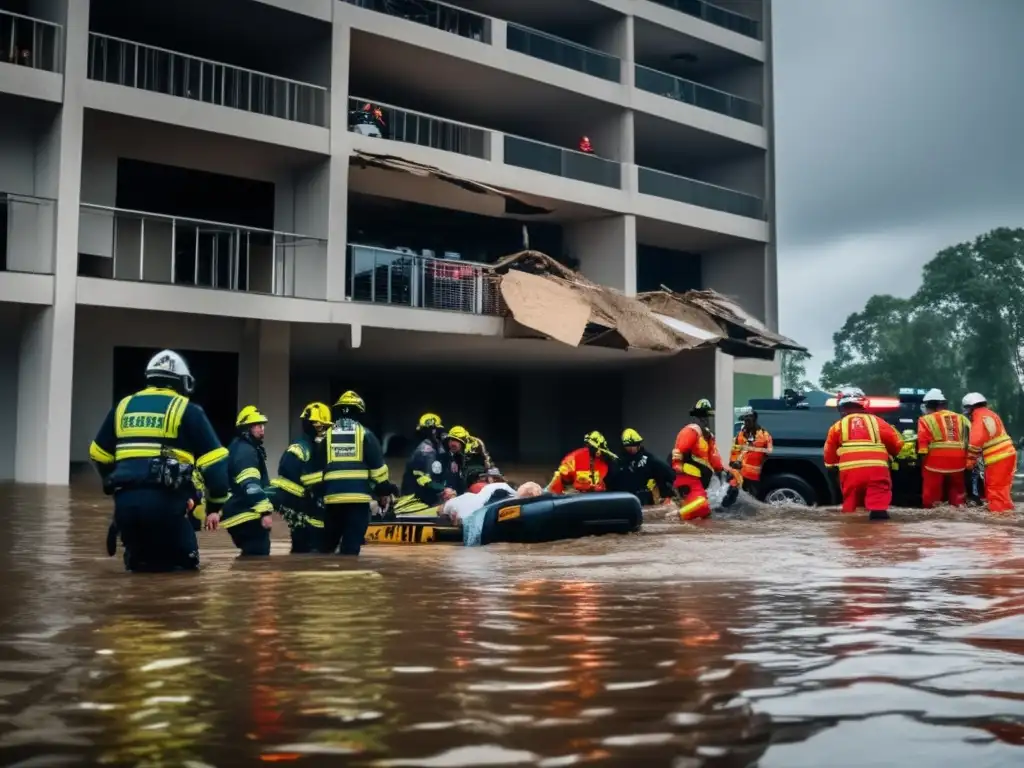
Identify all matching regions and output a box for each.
[220,511,263,528]
[271,477,305,497]
[679,495,709,520]
[835,414,890,470]
[300,471,323,486]
[323,492,372,504]
[235,467,261,484]
[414,472,433,487]
[197,446,228,469]
[89,442,115,464]
[323,469,370,481]
[369,465,389,483]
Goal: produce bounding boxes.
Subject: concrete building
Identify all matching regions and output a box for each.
[0,0,778,484]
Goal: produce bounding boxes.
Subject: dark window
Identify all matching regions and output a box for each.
[636,244,702,293]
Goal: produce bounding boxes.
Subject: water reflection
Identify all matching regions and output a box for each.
[0,485,1020,765]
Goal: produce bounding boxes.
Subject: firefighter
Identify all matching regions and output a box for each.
[400,413,453,508]
[270,402,331,553]
[89,350,230,572]
[547,431,615,494]
[671,399,728,521]
[578,135,593,153]
[963,392,1017,513]
[823,387,904,520]
[322,395,391,555]
[607,428,676,506]
[441,426,471,496]
[221,406,275,556]
[463,431,493,487]
[916,388,969,507]
[729,407,774,500]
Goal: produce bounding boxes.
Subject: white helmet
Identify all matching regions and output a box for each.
[836,386,867,408]
[962,392,987,408]
[145,349,195,394]
[923,388,946,403]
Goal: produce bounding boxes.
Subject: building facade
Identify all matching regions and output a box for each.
[0,0,777,484]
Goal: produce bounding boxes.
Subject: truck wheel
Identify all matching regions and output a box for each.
[760,474,817,507]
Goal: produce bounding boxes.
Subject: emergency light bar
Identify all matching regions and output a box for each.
[824,397,902,409]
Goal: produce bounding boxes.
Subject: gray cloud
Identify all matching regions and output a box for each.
[772,0,1024,379]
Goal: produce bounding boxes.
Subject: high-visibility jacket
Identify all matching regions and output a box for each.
[823,413,903,473]
[322,418,390,506]
[672,423,724,485]
[917,409,969,473]
[968,406,1016,469]
[547,448,610,494]
[730,428,773,481]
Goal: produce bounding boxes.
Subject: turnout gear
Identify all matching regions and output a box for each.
[823,410,903,515]
[608,446,675,506]
[966,402,1017,513]
[548,445,611,494]
[144,349,195,394]
[917,407,969,507]
[89,381,230,571]
[401,413,449,507]
[418,412,443,430]
[923,388,947,405]
[322,415,390,555]
[690,399,714,417]
[962,392,987,409]
[671,406,726,520]
[446,426,471,446]
[729,413,773,499]
[235,405,269,428]
[836,387,868,409]
[621,428,643,447]
[221,407,275,555]
[271,403,330,553]
[463,433,493,485]
[300,401,333,429]
[334,390,366,416]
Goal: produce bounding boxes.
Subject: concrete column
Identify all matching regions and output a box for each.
[238,320,292,463]
[326,18,352,301]
[701,244,769,323]
[565,214,636,296]
[488,131,504,163]
[490,18,508,48]
[714,350,735,446]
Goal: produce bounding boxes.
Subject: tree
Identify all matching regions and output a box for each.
[780,350,814,392]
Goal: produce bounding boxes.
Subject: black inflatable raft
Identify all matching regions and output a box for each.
[364,491,643,546]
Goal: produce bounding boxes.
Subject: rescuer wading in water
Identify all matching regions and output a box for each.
[271,401,331,553]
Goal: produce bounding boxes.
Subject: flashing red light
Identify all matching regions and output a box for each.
[825,396,901,410]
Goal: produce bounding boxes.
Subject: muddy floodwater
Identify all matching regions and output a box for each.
[0,485,1023,767]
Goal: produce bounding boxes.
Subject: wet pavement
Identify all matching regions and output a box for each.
[0,484,1022,766]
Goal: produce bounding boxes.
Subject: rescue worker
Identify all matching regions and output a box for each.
[547,431,614,494]
[400,413,453,508]
[607,428,676,506]
[578,135,593,153]
[963,392,1017,513]
[916,388,969,507]
[441,426,471,496]
[220,406,275,556]
[671,399,728,521]
[321,394,391,555]
[271,402,331,553]
[463,432,493,487]
[89,349,230,572]
[823,387,903,520]
[729,408,774,500]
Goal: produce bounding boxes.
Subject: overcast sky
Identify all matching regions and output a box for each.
[772,0,1024,382]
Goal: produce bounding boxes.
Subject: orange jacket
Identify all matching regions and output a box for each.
[548,447,610,494]
[968,406,1016,469]
[824,412,903,473]
[730,428,773,481]
[672,423,724,481]
[917,409,969,473]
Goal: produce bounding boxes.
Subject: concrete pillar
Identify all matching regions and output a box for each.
[714,350,735,446]
[701,244,769,323]
[238,320,292,464]
[326,17,352,301]
[565,214,636,296]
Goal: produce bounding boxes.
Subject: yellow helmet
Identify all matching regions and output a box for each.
[301,401,332,426]
[690,398,714,416]
[335,390,366,412]
[447,425,470,444]
[583,430,608,451]
[236,405,268,428]
[621,428,643,446]
[417,412,444,430]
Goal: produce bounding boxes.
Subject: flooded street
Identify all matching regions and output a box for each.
[0,485,1023,766]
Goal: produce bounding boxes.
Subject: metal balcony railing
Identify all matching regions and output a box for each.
[635,64,762,124]
[647,0,760,40]
[345,0,491,43]
[638,167,763,218]
[0,9,62,73]
[1,193,56,274]
[348,98,489,158]
[86,33,329,127]
[507,24,620,83]
[78,204,328,299]
[504,135,621,188]
[347,244,502,315]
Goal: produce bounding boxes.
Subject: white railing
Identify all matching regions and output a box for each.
[78,204,328,299]
[86,33,329,127]
[637,167,763,219]
[0,9,62,73]
[2,193,56,274]
[348,97,489,158]
[347,244,502,315]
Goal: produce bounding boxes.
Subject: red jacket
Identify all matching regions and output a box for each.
[824,413,902,473]
[548,447,610,494]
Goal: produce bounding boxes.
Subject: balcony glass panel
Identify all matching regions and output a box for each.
[506,24,620,83]
[1,193,56,274]
[0,10,62,73]
[348,98,488,158]
[647,0,760,40]
[78,204,328,299]
[504,136,620,188]
[87,33,329,127]
[345,0,490,43]
[347,245,501,315]
[634,65,762,124]
[638,167,762,218]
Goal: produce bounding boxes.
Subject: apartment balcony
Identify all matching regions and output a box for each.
[648,0,761,40]
[0,192,55,304]
[505,136,621,189]
[0,9,63,102]
[506,24,620,83]
[86,33,330,128]
[345,0,492,43]
[347,244,501,315]
[638,167,762,218]
[348,97,489,158]
[78,204,328,300]
[635,64,761,125]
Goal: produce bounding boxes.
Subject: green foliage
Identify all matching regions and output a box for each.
[820,227,1024,432]
[779,350,814,392]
